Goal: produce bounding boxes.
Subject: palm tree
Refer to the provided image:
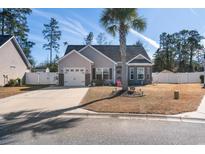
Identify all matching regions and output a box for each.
[100,9,146,90]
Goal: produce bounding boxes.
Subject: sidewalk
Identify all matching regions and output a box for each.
[174,95,205,119]
[61,95,205,123]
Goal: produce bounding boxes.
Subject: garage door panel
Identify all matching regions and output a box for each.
[64,67,85,86]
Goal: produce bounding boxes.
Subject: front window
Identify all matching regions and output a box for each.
[96,68,103,80]
[103,68,109,80]
[137,67,144,80]
[95,68,111,80]
[129,67,134,80]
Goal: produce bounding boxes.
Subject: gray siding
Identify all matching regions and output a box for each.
[128,66,152,85]
[80,46,116,83]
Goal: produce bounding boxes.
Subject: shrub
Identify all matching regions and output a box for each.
[200,75,204,83]
[92,80,104,86]
[5,78,22,87]
[91,80,114,86]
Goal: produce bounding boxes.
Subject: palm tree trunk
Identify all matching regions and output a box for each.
[119,24,128,91]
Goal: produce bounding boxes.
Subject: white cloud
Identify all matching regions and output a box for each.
[130,29,160,48]
[33,9,88,39]
[189,8,199,16]
[71,12,113,41]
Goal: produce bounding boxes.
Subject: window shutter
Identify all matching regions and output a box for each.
[92,68,96,80]
[109,68,112,80]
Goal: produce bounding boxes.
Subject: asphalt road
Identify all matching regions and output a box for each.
[1,116,205,145]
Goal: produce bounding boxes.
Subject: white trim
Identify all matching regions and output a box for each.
[0,36,14,49]
[127,63,153,66]
[12,37,32,68]
[113,64,116,83]
[57,49,94,64]
[129,67,134,80]
[79,45,117,64]
[127,54,152,64]
[137,67,145,80]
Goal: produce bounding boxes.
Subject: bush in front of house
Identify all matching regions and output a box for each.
[5,78,22,87]
[92,80,104,86]
[91,80,114,86]
[200,75,204,83]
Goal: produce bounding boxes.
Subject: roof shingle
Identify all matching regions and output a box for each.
[65,45,150,62]
[0,35,13,47]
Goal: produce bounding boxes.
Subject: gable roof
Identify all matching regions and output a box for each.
[65,45,150,62]
[129,58,151,63]
[57,49,94,63]
[0,35,31,68]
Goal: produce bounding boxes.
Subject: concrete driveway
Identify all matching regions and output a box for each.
[0,86,90,115]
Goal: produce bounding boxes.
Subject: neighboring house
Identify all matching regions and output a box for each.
[0,35,31,86]
[57,45,152,86]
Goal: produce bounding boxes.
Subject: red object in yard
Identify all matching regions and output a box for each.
[116,79,122,87]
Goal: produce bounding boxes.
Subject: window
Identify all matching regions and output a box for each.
[146,67,150,79]
[10,66,16,69]
[70,69,74,72]
[103,68,109,80]
[75,69,79,72]
[129,67,134,80]
[95,68,110,80]
[96,68,103,80]
[137,67,144,80]
[65,68,69,73]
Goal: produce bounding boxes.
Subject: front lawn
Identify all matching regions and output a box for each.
[80,84,205,114]
[0,85,48,99]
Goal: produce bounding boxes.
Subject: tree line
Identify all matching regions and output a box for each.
[153,30,205,72]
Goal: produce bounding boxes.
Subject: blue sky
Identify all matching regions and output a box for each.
[28,8,205,64]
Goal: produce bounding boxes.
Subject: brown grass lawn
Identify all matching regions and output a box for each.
[0,86,47,99]
[80,84,205,114]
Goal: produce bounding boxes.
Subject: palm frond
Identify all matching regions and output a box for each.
[131,16,146,32]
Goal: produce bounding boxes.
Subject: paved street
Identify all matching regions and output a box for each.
[1,117,205,145]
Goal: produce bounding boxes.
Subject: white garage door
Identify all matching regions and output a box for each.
[64,67,85,86]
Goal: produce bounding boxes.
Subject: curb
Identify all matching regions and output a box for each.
[1,111,205,124]
[61,112,205,123]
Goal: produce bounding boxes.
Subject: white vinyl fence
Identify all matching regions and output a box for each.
[25,72,58,85]
[152,72,204,83]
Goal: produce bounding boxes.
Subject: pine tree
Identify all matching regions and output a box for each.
[42,17,61,64]
[0,8,35,65]
[84,32,94,45]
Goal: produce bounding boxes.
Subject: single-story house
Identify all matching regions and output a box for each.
[0,35,31,86]
[57,45,153,86]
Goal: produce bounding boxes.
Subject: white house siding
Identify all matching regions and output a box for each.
[0,41,29,86]
[80,46,116,83]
